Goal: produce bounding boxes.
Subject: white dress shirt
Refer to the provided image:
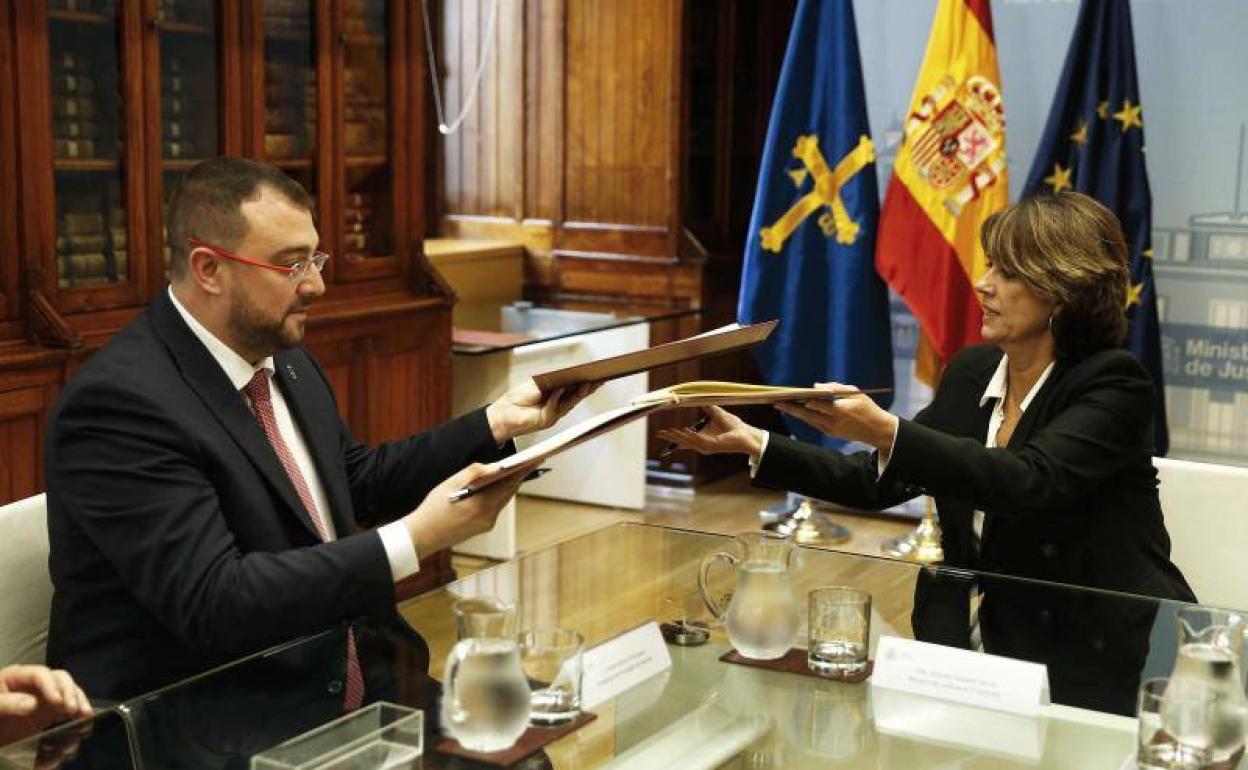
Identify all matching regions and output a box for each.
[168,288,420,582]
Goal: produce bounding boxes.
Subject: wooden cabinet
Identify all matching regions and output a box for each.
[432,0,794,485]
[0,0,453,592]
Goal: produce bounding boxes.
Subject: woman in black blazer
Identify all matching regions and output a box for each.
[660,192,1194,714]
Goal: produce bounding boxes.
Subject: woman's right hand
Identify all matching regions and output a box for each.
[656,406,766,462]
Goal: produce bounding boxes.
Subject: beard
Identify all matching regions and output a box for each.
[227,286,308,359]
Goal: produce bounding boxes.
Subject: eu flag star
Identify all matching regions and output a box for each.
[1044,163,1073,192]
[1126,281,1144,308]
[1113,99,1144,133]
[1096,100,1110,120]
[1069,120,1088,146]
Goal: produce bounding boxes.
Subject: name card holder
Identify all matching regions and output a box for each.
[582,621,673,710]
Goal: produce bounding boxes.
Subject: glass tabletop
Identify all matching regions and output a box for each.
[452,300,700,355]
[5,523,1242,769]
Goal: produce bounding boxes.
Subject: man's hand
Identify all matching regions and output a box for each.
[485,380,596,444]
[0,665,92,748]
[402,464,525,557]
[655,406,767,463]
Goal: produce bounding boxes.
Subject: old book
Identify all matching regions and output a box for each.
[532,319,778,395]
[450,379,886,499]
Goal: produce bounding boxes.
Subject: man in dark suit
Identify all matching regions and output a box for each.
[45,157,588,704]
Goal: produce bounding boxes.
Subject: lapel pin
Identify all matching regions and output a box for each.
[286,364,298,381]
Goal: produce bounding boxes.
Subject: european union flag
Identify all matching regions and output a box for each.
[1023,0,1168,454]
[738,0,893,448]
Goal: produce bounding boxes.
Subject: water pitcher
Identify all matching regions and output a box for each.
[698,531,800,660]
[442,637,532,753]
[1169,607,1248,762]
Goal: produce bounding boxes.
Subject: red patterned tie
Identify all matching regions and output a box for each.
[243,369,365,712]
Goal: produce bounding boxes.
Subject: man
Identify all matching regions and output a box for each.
[45,157,588,704]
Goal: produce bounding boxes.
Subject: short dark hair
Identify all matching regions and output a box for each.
[166,157,313,280]
[980,191,1130,360]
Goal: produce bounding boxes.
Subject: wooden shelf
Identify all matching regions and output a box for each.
[54,158,120,172]
[272,157,315,170]
[264,29,312,44]
[344,154,388,168]
[161,158,208,171]
[156,21,213,36]
[48,9,113,26]
[340,33,384,47]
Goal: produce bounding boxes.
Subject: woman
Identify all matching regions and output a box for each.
[660,191,1194,714]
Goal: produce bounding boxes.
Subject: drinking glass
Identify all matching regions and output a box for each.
[807,587,870,676]
[453,596,517,640]
[1137,677,1215,769]
[518,628,584,726]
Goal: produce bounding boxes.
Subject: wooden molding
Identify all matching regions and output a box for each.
[26,290,83,349]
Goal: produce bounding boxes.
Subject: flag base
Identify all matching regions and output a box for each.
[759,494,850,546]
[880,497,943,564]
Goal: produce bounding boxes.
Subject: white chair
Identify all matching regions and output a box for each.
[0,493,52,666]
[1154,458,1248,611]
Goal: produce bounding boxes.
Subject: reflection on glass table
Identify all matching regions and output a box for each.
[6,523,1245,770]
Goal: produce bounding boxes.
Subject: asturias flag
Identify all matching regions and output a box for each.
[875,0,1007,384]
[738,0,893,448]
[1022,0,1168,455]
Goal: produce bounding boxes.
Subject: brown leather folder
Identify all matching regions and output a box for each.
[532,319,779,395]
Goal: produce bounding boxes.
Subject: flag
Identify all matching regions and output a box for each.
[738,0,893,448]
[1022,0,1168,455]
[875,0,1007,384]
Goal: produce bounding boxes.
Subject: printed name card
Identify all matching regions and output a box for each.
[581,621,673,710]
[871,636,1050,716]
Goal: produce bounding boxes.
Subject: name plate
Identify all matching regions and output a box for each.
[582,621,673,710]
[871,636,1049,716]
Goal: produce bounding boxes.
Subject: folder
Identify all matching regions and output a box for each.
[449,380,887,500]
[532,319,779,395]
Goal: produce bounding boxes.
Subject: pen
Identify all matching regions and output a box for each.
[448,467,552,503]
[659,414,712,459]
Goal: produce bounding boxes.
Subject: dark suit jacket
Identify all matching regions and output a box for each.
[755,344,1195,714]
[45,290,510,702]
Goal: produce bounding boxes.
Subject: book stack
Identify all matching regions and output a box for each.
[343,65,385,155]
[162,56,195,159]
[342,0,384,36]
[264,58,310,159]
[51,51,107,160]
[56,192,128,288]
[343,192,375,256]
[264,0,311,38]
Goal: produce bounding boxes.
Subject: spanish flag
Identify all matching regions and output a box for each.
[876,0,1007,384]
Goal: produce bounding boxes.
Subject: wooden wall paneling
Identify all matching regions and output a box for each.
[0,381,58,501]
[218,0,245,154]
[436,0,460,214]
[389,0,411,279]
[0,0,16,328]
[520,0,563,287]
[12,3,59,303]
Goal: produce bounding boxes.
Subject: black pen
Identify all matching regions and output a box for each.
[659,414,712,459]
[448,467,552,503]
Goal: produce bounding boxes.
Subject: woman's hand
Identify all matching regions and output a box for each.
[655,406,766,462]
[775,383,899,455]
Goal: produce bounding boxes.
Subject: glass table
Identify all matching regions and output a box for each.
[4,523,1242,769]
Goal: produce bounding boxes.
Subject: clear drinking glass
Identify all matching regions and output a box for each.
[807,587,870,676]
[453,597,517,640]
[518,628,584,726]
[1137,677,1215,769]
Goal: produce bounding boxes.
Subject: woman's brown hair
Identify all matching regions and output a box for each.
[979,191,1130,359]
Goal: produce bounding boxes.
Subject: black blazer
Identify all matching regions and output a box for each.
[755,344,1194,713]
[45,291,510,702]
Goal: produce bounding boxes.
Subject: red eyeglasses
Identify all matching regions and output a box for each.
[186,237,330,282]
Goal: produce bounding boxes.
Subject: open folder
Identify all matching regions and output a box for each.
[532,319,779,395]
[449,381,888,500]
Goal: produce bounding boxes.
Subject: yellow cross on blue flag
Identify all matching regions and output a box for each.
[738,0,893,448]
[1023,0,1168,454]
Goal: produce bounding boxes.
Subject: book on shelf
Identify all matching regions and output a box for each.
[532,319,778,395]
[450,379,888,499]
